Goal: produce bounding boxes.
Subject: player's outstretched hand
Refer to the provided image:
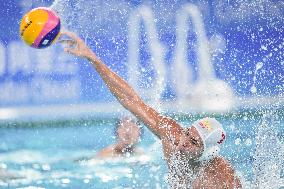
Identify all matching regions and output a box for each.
[59,31,94,58]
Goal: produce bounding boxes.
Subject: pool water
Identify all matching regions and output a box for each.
[0,109,283,188]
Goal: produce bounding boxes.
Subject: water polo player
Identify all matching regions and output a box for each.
[96,116,143,158]
[60,31,242,189]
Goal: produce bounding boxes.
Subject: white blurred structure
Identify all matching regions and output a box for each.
[127,5,166,110]
[174,4,234,112]
[128,4,234,112]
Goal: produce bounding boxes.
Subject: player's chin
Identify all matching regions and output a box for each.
[122,141,134,146]
[182,150,200,159]
[178,149,193,157]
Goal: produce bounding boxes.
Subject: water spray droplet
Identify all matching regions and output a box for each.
[256,62,263,70]
[245,138,252,146]
[261,45,267,51]
[61,178,70,184]
[235,138,241,145]
[83,179,90,183]
[250,86,257,93]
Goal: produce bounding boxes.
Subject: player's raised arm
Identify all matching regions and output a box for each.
[59,31,183,140]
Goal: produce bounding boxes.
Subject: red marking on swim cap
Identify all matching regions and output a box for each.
[217,132,226,144]
[199,120,212,131]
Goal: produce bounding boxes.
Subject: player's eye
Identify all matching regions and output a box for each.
[190,138,198,145]
[185,128,190,136]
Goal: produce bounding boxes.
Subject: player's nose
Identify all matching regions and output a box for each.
[177,141,189,151]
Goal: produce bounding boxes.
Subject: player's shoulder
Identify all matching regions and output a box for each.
[210,157,242,188]
[204,156,234,176]
[197,157,242,188]
[158,115,184,141]
[213,156,233,168]
[211,156,231,166]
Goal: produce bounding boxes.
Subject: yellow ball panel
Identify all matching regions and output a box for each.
[20,9,49,46]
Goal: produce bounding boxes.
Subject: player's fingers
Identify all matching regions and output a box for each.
[61,31,80,41]
[64,47,78,55]
[58,39,76,47]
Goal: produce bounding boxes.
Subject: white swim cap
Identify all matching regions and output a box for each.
[191,117,226,161]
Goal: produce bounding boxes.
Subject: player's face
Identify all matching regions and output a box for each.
[117,120,140,146]
[176,126,204,159]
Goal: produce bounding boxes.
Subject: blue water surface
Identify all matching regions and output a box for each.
[0,109,283,188]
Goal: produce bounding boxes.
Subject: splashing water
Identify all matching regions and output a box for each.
[50,1,235,112]
[167,153,196,188]
[250,62,263,94]
[252,110,284,188]
[127,5,166,110]
[50,0,79,30]
[40,1,283,189]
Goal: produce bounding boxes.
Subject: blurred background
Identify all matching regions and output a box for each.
[0,0,283,188]
[0,0,283,121]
